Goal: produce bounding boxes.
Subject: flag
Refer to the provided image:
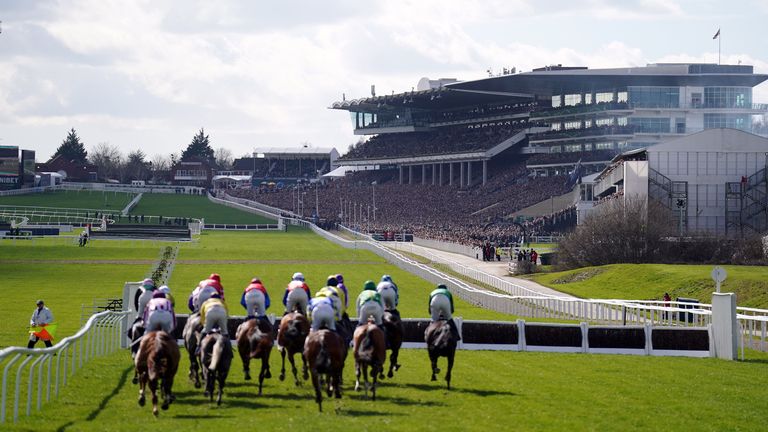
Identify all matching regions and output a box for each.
[713,29,720,39]
[565,159,583,187]
[29,323,57,341]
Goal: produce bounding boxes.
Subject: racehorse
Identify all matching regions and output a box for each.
[425,319,458,389]
[127,318,145,384]
[135,331,180,416]
[235,317,273,395]
[381,309,403,379]
[353,320,386,400]
[200,331,233,406]
[277,312,310,386]
[182,312,203,388]
[304,328,345,412]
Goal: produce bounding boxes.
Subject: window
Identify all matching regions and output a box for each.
[551,96,562,108]
[595,92,613,103]
[630,117,670,133]
[584,94,592,104]
[703,87,752,108]
[564,120,581,130]
[564,144,582,152]
[564,94,582,106]
[704,113,750,130]
[627,86,680,108]
[595,142,614,150]
[617,91,628,103]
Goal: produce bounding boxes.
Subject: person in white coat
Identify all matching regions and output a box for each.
[28,300,54,348]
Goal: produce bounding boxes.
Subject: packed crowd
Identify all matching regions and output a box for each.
[532,124,635,141]
[231,158,330,179]
[341,122,526,160]
[231,160,574,245]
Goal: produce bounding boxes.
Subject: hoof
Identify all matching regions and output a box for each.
[265,370,272,379]
[132,377,138,385]
[434,367,441,374]
[138,396,145,406]
[153,409,158,417]
[161,403,169,411]
[244,374,251,381]
[431,375,437,382]
[194,381,201,389]
[279,373,285,381]
[395,364,401,371]
[387,371,394,378]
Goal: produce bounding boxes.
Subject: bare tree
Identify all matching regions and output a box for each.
[214,147,234,170]
[150,154,171,183]
[88,142,123,182]
[556,195,674,269]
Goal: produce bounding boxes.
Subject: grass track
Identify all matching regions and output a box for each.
[5,348,768,431]
[529,264,768,307]
[0,189,134,210]
[129,193,275,224]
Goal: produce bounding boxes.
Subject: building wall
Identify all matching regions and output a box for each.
[624,161,648,198]
[648,150,766,235]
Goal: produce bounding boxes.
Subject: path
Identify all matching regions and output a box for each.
[385,242,575,299]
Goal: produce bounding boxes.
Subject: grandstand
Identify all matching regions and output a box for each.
[231,147,339,185]
[233,63,768,245]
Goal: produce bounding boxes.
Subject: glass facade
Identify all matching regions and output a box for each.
[628,86,680,108]
[630,117,671,133]
[703,87,751,108]
[703,113,750,130]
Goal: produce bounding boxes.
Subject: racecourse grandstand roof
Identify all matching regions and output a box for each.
[329,86,528,112]
[253,147,339,159]
[448,63,768,97]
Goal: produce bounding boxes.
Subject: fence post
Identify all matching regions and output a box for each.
[580,322,589,353]
[711,293,738,360]
[517,319,526,351]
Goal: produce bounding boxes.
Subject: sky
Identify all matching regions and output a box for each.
[1,0,767,161]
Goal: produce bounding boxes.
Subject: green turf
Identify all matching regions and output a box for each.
[6,347,768,431]
[0,264,149,348]
[129,193,275,225]
[0,189,135,210]
[528,263,768,307]
[0,235,164,261]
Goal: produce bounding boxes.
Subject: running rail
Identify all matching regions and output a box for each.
[0,310,131,424]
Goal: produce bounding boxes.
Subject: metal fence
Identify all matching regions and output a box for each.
[0,310,130,424]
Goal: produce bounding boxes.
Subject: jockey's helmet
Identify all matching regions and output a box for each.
[336,274,344,283]
[437,284,448,290]
[251,277,261,284]
[209,273,221,282]
[152,291,166,299]
[292,272,305,282]
[36,299,44,306]
[142,278,155,289]
[363,280,376,291]
[381,275,393,283]
[326,276,338,287]
[158,286,171,295]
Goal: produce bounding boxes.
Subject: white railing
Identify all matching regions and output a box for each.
[0,186,55,197]
[0,310,131,424]
[196,194,768,353]
[413,236,478,258]
[206,194,283,230]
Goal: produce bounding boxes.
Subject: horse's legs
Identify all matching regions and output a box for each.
[387,347,400,378]
[445,350,455,390]
[311,371,323,412]
[258,357,266,396]
[288,351,300,386]
[371,364,380,401]
[148,378,159,416]
[333,371,342,399]
[217,373,224,406]
[279,348,287,381]
[240,348,251,381]
[137,371,147,406]
[354,361,361,392]
[430,352,439,381]
[264,349,272,379]
[301,354,309,381]
[362,364,370,399]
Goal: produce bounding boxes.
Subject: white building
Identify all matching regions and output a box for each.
[585,128,768,236]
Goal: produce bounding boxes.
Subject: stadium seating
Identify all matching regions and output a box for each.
[341,123,526,160]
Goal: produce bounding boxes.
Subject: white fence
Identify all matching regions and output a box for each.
[0,310,131,424]
[206,193,284,230]
[413,237,478,258]
[196,194,768,355]
[0,186,55,197]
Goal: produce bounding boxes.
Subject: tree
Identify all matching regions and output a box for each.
[214,147,234,170]
[54,128,88,163]
[181,128,214,163]
[88,142,122,181]
[556,195,673,269]
[150,154,171,183]
[125,149,150,182]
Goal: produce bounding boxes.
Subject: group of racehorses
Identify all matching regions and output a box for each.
[128,280,458,415]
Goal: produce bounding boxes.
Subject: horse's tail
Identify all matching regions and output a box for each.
[148,336,167,381]
[316,344,331,373]
[357,328,375,363]
[209,335,226,371]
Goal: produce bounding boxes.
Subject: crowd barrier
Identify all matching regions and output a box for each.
[0,311,131,424]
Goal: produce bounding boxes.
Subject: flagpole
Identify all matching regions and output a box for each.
[718,29,721,65]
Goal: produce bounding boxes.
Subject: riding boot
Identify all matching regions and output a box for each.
[448,319,461,341]
[27,340,36,349]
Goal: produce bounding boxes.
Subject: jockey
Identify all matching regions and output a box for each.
[376,280,399,311]
[135,278,156,322]
[194,280,222,313]
[157,285,175,308]
[335,274,349,311]
[429,284,460,340]
[198,293,229,351]
[356,283,383,326]
[143,291,176,333]
[203,273,225,297]
[240,277,270,319]
[307,296,337,332]
[283,273,311,314]
[316,276,344,320]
